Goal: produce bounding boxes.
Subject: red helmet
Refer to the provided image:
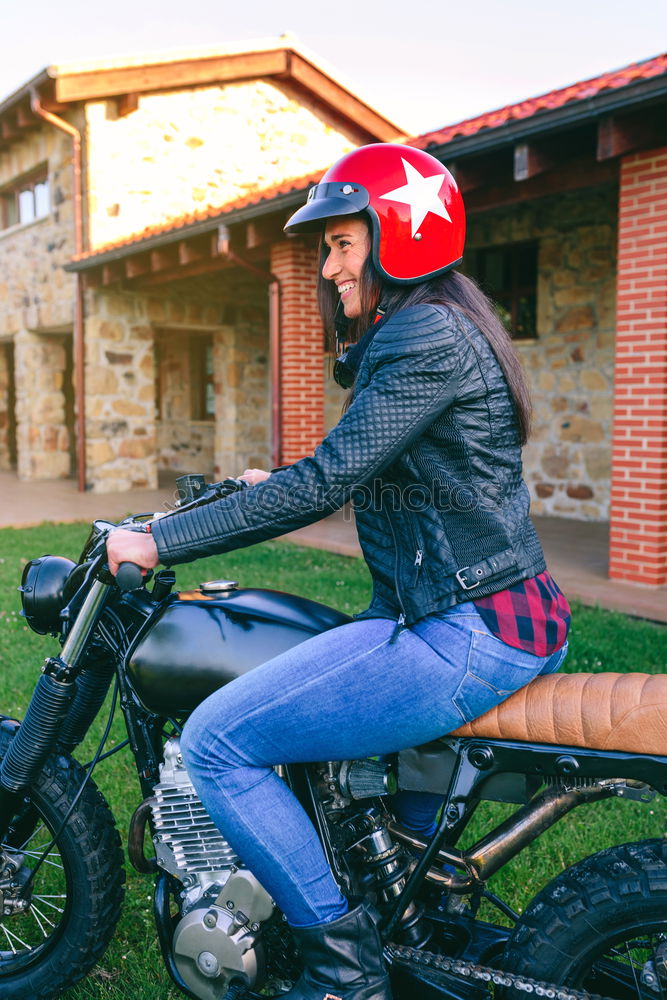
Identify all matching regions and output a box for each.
[284,143,465,284]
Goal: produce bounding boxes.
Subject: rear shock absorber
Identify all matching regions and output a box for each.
[358,816,432,948]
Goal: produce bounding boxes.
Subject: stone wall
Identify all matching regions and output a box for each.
[85,80,357,249]
[466,184,618,521]
[212,302,271,479]
[84,270,270,492]
[14,330,71,480]
[155,331,215,476]
[85,289,157,493]
[0,118,80,338]
[157,417,215,476]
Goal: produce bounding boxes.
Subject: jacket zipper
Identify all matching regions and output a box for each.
[386,513,408,642]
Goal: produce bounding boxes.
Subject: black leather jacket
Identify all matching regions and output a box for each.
[152,303,546,623]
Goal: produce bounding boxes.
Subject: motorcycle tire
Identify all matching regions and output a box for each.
[501,838,667,1000]
[0,751,125,1000]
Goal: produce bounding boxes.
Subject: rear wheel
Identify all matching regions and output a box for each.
[0,752,125,999]
[502,839,667,999]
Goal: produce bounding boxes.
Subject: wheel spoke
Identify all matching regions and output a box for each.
[1,923,30,952]
[19,823,47,850]
[18,850,64,870]
[624,940,642,998]
[31,894,66,914]
[29,902,56,934]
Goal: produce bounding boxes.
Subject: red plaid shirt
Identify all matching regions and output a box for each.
[473,571,570,657]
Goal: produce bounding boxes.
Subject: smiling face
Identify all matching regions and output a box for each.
[321,216,372,319]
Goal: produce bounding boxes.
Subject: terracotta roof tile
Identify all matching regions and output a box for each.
[411,52,667,150]
[72,167,323,262]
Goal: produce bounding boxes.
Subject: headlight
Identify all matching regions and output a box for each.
[19,556,77,635]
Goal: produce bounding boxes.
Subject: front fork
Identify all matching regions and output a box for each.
[0,578,111,842]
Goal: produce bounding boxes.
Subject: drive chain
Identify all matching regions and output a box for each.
[385,943,613,1000]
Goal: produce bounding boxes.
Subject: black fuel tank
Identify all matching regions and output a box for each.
[126,587,351,716]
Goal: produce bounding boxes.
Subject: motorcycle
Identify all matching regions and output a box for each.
[1,473,666,1000]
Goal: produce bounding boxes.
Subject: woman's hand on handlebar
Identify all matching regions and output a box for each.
[107,528,159,578]
[239,468,271,486]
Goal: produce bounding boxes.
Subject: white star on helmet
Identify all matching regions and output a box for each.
[379,158,452,237]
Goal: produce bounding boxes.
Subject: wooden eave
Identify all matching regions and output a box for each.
[65,189,308,289]
[52,47,404,142]
[432,94,667,214]
[53,49,290,102]
[0,72,61,152]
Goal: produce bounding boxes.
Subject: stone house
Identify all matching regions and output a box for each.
[0,37,404,489]
[1,43,666,589]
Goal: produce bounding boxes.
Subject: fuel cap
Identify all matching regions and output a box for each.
[200,580,239,594]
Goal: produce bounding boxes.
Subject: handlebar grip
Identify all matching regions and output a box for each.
[116,562,145,592]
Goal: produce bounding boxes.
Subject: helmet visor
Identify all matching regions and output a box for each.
[284,182,370,233]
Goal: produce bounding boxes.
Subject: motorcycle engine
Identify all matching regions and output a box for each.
[150,738,274,1000]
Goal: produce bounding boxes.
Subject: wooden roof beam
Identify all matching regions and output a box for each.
[450,158,499,194]
[116,93,140,118]
[125,253,151,279]
[16,105,39,130]
[245,217,286,250]
[514,142,556,182]
[132,255,235,288]
[597,111,667,160]
[82,269,102,290]
[1,116,18,141]
[178,238,206,265]
[150,245,180,272]
[101,261,124,285]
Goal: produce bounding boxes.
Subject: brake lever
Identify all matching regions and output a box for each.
[168,477,249,515]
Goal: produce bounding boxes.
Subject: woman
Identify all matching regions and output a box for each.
[107,143,570,1000]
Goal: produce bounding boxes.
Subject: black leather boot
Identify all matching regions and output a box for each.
[279,899,393,1000]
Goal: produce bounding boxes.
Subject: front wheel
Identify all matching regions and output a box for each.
[0,752,125,999]
[502,839,667,999]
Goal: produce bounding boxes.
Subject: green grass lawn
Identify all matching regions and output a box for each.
[0,521,665,999]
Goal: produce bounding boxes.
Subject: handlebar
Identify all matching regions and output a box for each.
[115,562,145,592]
[108,477,251,593]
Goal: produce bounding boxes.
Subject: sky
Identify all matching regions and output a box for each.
[2,0,666,135]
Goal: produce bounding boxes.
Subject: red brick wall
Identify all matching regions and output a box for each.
[270,240,324,464]
[609,147,667,585]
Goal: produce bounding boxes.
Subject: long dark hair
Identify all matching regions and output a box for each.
[317,221,532,444]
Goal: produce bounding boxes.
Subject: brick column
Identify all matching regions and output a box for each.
[609,148,667,585]
[270,240,324,464]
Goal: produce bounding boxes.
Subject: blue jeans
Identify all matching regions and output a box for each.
[181,602,568,927]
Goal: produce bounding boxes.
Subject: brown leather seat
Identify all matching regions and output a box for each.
[451,672,667,756]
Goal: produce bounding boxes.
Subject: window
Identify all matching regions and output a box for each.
[190,336,215,421]
[1,171,50,230]
[468,242,538,340]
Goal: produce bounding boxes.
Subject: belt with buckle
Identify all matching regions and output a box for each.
[455,548,517,591]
